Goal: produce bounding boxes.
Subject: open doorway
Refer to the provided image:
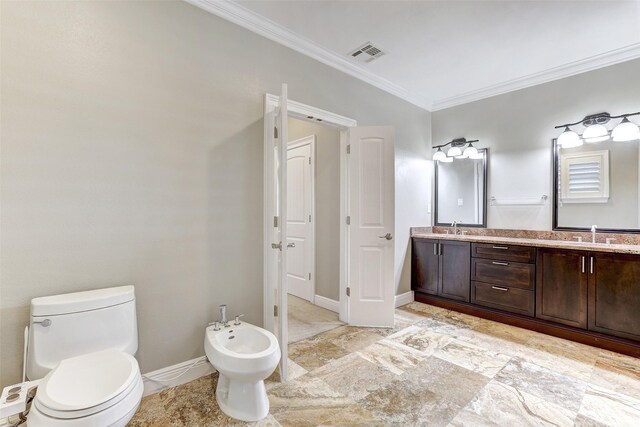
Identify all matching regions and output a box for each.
[286,118,344,343]
[263,88,396,381]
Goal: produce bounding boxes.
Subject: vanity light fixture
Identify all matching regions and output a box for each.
[555,112,640,146]
[433,147,447,161]
[612,117,640,142]
[433,137,481,162]
[557,127,582,148]
[447,145,463,158]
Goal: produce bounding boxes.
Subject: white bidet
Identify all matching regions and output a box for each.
[204,321,280,422]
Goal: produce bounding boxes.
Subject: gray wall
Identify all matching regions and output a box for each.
[288,118,340,301]
[432,58,640,230]
[0,0,430,386]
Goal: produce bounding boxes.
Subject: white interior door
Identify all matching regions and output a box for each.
[274,84,289,380]
[348,126,395,327]
[286,138,314,302]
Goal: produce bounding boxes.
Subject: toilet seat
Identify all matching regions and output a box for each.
[33,348,141,419]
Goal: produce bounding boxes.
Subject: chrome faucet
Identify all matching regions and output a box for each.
[591,225,598,244]
[219,304,229,327]
[451,220,461,235]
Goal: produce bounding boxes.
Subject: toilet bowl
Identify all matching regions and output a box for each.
[204,321,280,422]
[27,348,143,427]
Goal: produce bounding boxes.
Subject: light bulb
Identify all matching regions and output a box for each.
[469,150,484,160]
[433,148,447,161]
[612,117,640,142]
[455,149,469,159]
[463,144,478,158]
[582,124,609,143]
[557,127,582,148]
[447,145,462,157]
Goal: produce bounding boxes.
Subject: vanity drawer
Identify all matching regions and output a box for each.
[472,281,534,317]
[472,243,536,263]
[471,258,535,290]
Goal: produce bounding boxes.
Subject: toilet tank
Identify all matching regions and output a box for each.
[26,286,138,380]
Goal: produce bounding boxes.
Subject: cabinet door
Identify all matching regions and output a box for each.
[411,238,439,295]
[536,248,587,328]
[589,253,640,341]
[438,241,471,302]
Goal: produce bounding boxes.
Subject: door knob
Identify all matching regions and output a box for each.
[378,233,393,240]
[287,242,295,248]
[271,242,282,250]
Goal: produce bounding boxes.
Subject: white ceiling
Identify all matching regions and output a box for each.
[193,0,640,111]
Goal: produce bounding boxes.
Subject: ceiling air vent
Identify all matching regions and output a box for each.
[349,42,385,63]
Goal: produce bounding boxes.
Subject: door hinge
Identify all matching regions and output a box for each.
[309,214,311,222]
[308,272,311,280]
[274,305,279,317]
[273,216,278,227]
[274,126,278,139]
[346,215,351,225]
[309,157,311,165]
[346,287,351,297]
[347,144,351,154]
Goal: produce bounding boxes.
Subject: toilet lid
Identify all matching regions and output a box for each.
[36,348,140,417]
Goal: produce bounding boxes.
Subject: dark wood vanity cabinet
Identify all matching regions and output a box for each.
[589,253,640,341]
[411,238,439,295]
[536,248,588,329]
[412,236,640,356]
[439,241,471,302]
[471,243,536,316]
[536,250,640,339]
[411,239,470,302]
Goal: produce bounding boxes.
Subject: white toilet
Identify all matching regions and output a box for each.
[25,286,143,427]
[204,320,280,422]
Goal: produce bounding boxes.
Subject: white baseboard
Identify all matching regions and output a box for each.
[313,295,339,313]
[142,356,215,397]
[395,291,414,308]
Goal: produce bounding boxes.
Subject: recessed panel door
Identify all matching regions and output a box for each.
[286,141,313,301]
[348,126,395,327]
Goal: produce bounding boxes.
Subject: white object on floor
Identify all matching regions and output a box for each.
[204,321,280,422]
[25,286,143,427]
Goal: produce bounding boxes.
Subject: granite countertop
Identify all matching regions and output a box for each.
[411,232,640,255]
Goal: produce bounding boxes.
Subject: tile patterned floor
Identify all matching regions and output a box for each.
[129,302,640,426]
[287,295,344,343]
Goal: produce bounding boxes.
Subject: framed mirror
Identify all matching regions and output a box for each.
[434,149,488,227]
[553,139,640,233]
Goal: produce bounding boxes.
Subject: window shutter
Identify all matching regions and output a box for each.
[560,150,609,204]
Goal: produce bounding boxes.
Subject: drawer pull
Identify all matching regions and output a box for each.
[492,246,509,250]
[491,286,509,292]
[492,261,509,266]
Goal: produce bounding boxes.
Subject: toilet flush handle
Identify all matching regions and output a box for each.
[33,319,51,327]
[234,314,245,326]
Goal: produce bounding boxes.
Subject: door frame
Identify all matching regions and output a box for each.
[286,135,316,304]
[263,94,356,333]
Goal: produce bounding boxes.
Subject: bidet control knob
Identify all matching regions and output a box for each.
[234,314,245,325]
[208,321,221,331]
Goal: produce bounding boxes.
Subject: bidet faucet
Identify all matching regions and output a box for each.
[219,304,229,327]
[591,225,598,244]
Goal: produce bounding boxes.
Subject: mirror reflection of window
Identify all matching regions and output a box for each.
[556,139,640,230]
[435,150,487,227]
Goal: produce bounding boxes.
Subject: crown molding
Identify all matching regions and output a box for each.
[184,0,431,110]
[431,42,640,111]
